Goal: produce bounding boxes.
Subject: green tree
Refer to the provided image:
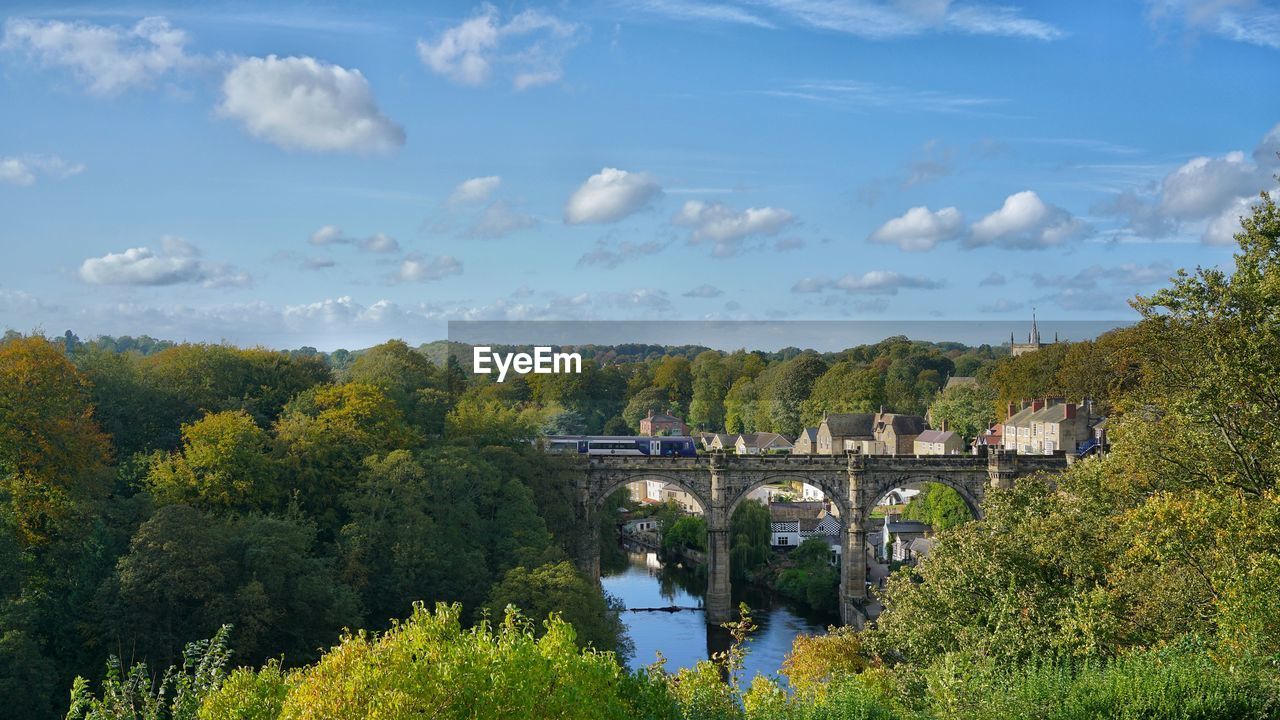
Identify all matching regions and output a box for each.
[145,410,280,512]
[483,561,628,655]
[729,500,770,581]
[926,383,997,443]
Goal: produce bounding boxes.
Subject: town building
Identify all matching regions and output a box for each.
[914,429,964,455]
[768,501,826,548]
[873,411,928,455]
[792,427,818,454]
[1010,311,1059,357]
[815,413,875,454]
[735,432,794,455]
[639,409,689,437]
[1002,397,1096,455]
[708,433,736,451]
[880,515,932,562]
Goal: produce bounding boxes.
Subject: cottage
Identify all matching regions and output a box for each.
[873,411,928,455]
[913,429,964,455]
[697,432,717,451]
[769,501,826,548]
[880,515,931,562]
[792,427,818,454]
[708,433,736,452]
[639,409,689,437]
[735,432,794,455]
[815,413,875,454]
[975,422,1003,450]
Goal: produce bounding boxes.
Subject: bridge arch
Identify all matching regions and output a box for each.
[867,474,984,524]
[726,473,850,521]
[592,472,710,513]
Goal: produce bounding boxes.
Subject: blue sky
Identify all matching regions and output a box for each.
[1,0,1277,350]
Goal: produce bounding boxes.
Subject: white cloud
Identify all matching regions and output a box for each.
[577,238,667,268]
[0,154,85,186]
[395,255,463,282]
[1,16,197,95]
[1096,123,1279,243]
[868,205,964,251]
[564,167,662,224]
[1203,195,1259,246]
[635,0,1062,39]
[449,175,502,206]
[308,225,402,253]
[792,270,942,295]
[79,236,250,288]
[464,200,538,239]
[760,79,1005,115]
[968,190,1087,249]
[673,200,795,256]
[417,5,579,89]
[978,271,1006,286]
[1146,0,1280,50]
[219,55,405,153]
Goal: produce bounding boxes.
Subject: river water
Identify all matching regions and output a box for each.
[600,545,837,682]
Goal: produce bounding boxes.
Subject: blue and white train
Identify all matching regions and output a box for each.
[544,435,698,457]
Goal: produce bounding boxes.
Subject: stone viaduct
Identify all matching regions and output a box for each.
[571,450,1068,627]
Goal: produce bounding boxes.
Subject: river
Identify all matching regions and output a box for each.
[600,544,837,682]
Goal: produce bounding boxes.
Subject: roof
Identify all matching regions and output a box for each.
[1027,402,1076,424]
[800,427,817,442]
[909,537,935,555]
[1004,405,1038,427]
[878,413,927,436]
[644,410,684,423]
[769,501,825,522]
[820,413,875,438]
[916,429,958,444]
[885,520,932,534]
[738,431,794,449]
[944,376,978,390]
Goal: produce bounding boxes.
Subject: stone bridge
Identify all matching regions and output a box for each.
[571,450,1068,627]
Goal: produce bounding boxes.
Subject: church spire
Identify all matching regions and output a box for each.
[1031,308,1040,345]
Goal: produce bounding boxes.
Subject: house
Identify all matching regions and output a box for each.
[697,432,717,451]
[798,515,843,566]
[1002,397,1095,455]
[769,502,826,548]
[639,409,689,437]
[873,411,928,455]
[975,422,1003,450]
[627,479,667,504]
[708,433,736,452]
[914,429,964,455]
[660,483,701,513]
[735,432,794,455]
[792,427,818,454]
[880,515,932,562]
[815,413,875,454]
[623,517,659,534]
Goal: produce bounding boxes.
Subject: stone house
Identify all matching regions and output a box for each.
[815,413,876,454]
[735,432,794,455]
[914,429,964,455]
[873,411,928,455]
[639,409,689,437]
[880,515,932,562]
[1002,397,1094,455]
[792,427,818,454]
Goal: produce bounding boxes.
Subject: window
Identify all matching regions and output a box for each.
[777,536,790,546]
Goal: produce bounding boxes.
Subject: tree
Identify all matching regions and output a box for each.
[729,500,770,581]
[0,336,110,545]
[483,562,627,655]
[622,386,671,432]
[926,383,997,443]
[801,361,884,427]
[900,483,974,532]
[345,340,446,433]
[768,353,828,437]
[145,410,280,512]
[688,351,728,430]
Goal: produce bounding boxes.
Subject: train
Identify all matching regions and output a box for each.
[543,435,699,457]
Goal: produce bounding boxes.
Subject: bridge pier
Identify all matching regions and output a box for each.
[705,456,733,625]
[575,499,600,582]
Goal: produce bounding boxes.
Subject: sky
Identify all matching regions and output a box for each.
[1,0,1278,350]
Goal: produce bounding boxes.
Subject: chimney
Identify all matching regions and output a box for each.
[1064,403,1076,419]
[1007,401,1017,417]
[1032,399,1045,412]
[1022,400,1031,410]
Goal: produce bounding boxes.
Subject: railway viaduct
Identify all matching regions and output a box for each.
[571,450,1069,627]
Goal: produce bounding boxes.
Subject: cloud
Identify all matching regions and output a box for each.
[1031,262,1171,310]
[1095,123,1279,243]
[79,236,250,288]
[564,167,662,224]
[308,225,402,253]
[868,205,964,251]
[682,283,724,298]
[774,237,806,252]
[1,16,197,95]
[448,175,501,206]
[1146,0,1280,50]
[219,55,404,153]
[417,5,580,89]
[395,255,463,282]
[673,200,796,256]
[635,0,1062,40]
[577,238,667,268]
[791,270,943,295]
[0,154,85,186]
[978,271,1006,286]
[903,139,954,187]
[758,79,1006,115]
[464,200,538,239]
[968,190,1088,249]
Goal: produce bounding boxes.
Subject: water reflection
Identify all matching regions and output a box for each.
[601,546,837,683]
